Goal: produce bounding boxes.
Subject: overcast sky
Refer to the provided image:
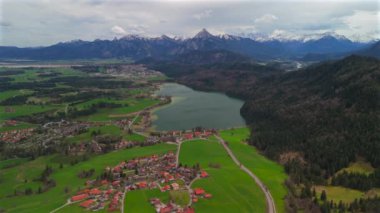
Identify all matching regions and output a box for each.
[0,0,379,47]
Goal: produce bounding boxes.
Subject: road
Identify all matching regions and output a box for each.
[175,141,182,167]
[120,188,127,213]
[214,135,276,213]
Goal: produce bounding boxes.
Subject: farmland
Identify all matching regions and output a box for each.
[1,63,289,213]
[179,139,267,212]
[219,128,288,213]
[0,144,176,213]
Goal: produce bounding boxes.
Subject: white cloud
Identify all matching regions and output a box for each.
[254,14,278,24]
[111,25,127,35]
[336,10,380,41]
[193,9,212,20]
[1,0,378,46]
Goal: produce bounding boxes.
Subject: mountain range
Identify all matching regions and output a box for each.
[0,29,378,61]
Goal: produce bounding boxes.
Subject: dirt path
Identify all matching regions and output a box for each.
[120,188,127,213]
[175,141,182,167]
[50,199,76,213]
[214,135,276,213]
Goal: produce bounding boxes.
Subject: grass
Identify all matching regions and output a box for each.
[124,133,146,142]
[124,189,170,213]
[0,144,176,213]
[335,159,375,175]
[76,98,159,122]
[169,190,190,207]
[0,158,29,169]
[219,127,288,213]
[314,186,372,204]
[179,139,266,213]
[0,89,34,102]
[0,104,62,121]
[65,124,122,144]
[0,121,36,132]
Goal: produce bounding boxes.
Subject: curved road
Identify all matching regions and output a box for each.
[214,135,276,213]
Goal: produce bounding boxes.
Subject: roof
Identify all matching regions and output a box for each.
[183,207,195,213]
[71,194,88,201]
[205,193,213,198]
[160,206,172,213]
[80,199,94,208]
[194,188,205,195]
[200,171,208,178]
[89,188,102,195]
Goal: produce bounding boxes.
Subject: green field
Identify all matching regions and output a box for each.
[335,159,375,176]
[219,128,288,213]
[0,89,34,102]
[314,186,380,204]
[0,104,62,121]
[0,144,176,213]
[0,121,36,132]
[124,133,146,142]
[76,99,159,122]
[0,158,29,169]
[65,124,122,144]
[124,189,170,213]
[179,139,266,213]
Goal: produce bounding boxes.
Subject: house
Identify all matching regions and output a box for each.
[112,180,120,186]
[90,188,102,195]
[160,206,172,213]
[183,207,195,213]
[137,181,147,189]
[204,193,212,199]
[192,197,198,203]
[71,194,89,202]
[80,199,95,208]
[193,188,205,195]
[194,132,202,137]
[171,183,179,190]
[200,171,209,178]
[161,185,170,192]
[183,133,193,140]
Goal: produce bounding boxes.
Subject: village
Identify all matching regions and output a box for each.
[67,136,213,213]
[0,115,216,213]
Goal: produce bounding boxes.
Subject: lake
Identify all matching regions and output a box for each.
[152,83,246,131]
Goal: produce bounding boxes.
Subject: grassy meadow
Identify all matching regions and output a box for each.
[179,139,266,213]
[0,144,176,213]
[219,127,288,213]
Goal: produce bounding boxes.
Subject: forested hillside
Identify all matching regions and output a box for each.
[241,55,379,182]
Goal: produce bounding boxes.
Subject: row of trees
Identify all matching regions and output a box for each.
[331,169,380,191]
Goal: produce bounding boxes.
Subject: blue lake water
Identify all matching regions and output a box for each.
[152,83,246,131]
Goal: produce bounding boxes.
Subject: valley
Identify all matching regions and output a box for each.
[0,64,284,213]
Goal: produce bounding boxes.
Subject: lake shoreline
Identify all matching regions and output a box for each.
[151,83,246,131]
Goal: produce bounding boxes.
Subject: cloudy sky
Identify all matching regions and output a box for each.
[0,0,379,47]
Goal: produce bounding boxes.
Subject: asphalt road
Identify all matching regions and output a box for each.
[215,135,276,213]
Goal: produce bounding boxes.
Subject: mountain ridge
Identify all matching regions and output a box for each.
[0,29,375,61]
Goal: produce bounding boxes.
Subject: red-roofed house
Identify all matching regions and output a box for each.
[193,188,205,195]
[183,133,193,140]
[71,194,88,202]
[112,180,120,186]
[80,199,95,208]
[183,207,195,213]
[161,185,171,192]
[200,171,209,178]
[137,181,147,189]
[204,193,212,199]
[90,188,102,195]
[160,206,173,213]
